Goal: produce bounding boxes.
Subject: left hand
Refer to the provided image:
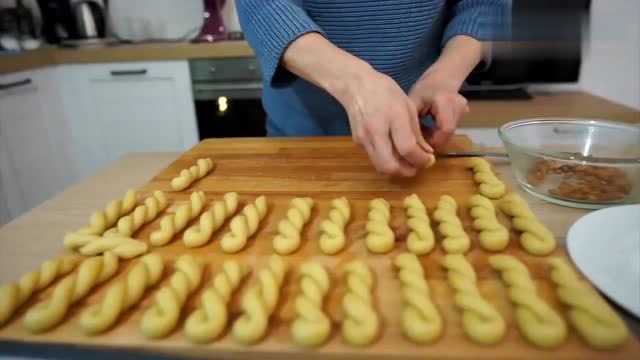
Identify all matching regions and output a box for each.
[408,72,470,149]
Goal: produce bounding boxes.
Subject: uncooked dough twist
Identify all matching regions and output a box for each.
[489,254,567,348]
[183,192,239,248]
[171,158,215,191]
[140,254,203,339]
[74,190,138,236]
[318,197,351,255]
[365,198,394,253]
[441,254,505,345]
[220,195,269,254]
[232,255,288,345]
[433,195,470,254]
[64,234,148,259]
[403,194,435,255]
[104,191,168,237]
[0,256,79,326]
[273,197,315,255]
[23,252,119,333]
[394,253,442,344]
[291,262,331,347]
[342,260,379,346]
[468,194,509,251]
[79,254,164,334]
[498,193,556,255]
[468,158,506,199]
[184,260,250,344]
[150,191,207,247]
[548,257,629,349]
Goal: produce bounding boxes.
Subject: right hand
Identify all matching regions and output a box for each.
[337,68,435,177]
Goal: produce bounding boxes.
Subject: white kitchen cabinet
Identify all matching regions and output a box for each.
[60,61,198,178]
[0,68,74,223]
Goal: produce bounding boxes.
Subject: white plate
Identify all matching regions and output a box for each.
[567,204,640,317]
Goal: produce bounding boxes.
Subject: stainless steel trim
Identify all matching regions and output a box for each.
[0,79,32,91]
[110,69,148,76]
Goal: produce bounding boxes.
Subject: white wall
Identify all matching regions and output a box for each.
[579,0,640,109]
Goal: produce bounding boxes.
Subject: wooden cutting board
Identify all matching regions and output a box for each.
[0,136,638,359]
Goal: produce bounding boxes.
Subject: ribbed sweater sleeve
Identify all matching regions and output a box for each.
[442,0,511,46]
[237,0,325,86]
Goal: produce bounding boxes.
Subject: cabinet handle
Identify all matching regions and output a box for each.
[0,78,32,91]
[110,69,148,76]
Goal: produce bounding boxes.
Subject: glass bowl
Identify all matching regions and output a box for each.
[498,118,640,209]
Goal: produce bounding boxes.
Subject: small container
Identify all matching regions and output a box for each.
[499,118,640,209]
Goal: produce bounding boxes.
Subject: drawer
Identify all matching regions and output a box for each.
[190,58,262,82]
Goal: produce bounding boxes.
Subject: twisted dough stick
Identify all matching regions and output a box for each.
[104,191,168,238]
[403,194,435,255]
[23,252,119,333]
[232,255,288,345]
[548,257,628,349]
[394,253,442,344]
[467,158,506,199]
[150,191,207,247]
[140,254,203,339]
[183,192,239,248]
[489,254,567,348]
[64,234,148,259]
[318,197,351,255]
[185,260,250,344]
[342,260,379,346]
[365,198,395,253]
[79,254,164,334]
[74,189,138,236]
[498,193,556,255]
[273,197,315,255]
[441,254,506,345]
[220,195,268,254]
[291,262,331,347]
[171,158,215,191]
[0,256,79,326]
[433,195,470,254]
[468,194,509,251]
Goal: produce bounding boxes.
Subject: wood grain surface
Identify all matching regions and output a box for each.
[0,136,637,359]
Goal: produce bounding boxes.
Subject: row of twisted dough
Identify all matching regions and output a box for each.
[548,257,629,349]
[221,195,268,253]
[23,252,120,333]
[64,234,148,259]
[232,255,288,344]
[150,191,207,247]
[468,158,506,199]
[141,254,204,339]
[273,197,315,255]
[0,256,80,326]
[366,198,395,253]
[183,192,239,248]
[291,262,331,347]
[394,253,442,343]
[489,254,567,348]
[499,193,556,255]
[103,190,168,238]
[318,197,350,255]
[468,194,510,251]
[342,260,379,346]
[403,194,435,255]
[73,190,137,236]
[433,195,471,254]
[170,158,215,191]
[442,254,505,345]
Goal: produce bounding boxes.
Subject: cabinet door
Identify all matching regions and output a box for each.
[0,69,71,215]
[65,61,198,174]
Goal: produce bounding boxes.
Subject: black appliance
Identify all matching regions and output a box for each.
[37,0,106,44]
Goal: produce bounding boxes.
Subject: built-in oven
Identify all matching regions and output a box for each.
[189,58,266,139]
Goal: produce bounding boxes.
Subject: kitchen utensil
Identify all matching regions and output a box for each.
[73,0,106,39]
[567,204,640,317]
[498,118,640,209]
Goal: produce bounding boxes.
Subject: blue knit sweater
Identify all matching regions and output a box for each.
[237,0,509,136]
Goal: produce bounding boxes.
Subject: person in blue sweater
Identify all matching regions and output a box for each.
[237,0,510,177]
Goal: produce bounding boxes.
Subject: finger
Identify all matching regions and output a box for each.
[389,109,432,168]
[407,101,434,154]
[430,103,457,149]
[372,132,416,177]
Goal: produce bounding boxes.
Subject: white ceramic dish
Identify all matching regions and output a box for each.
[567,204,640,317]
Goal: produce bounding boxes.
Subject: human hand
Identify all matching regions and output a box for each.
[409,71,470,149]
[336,66,435,177]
